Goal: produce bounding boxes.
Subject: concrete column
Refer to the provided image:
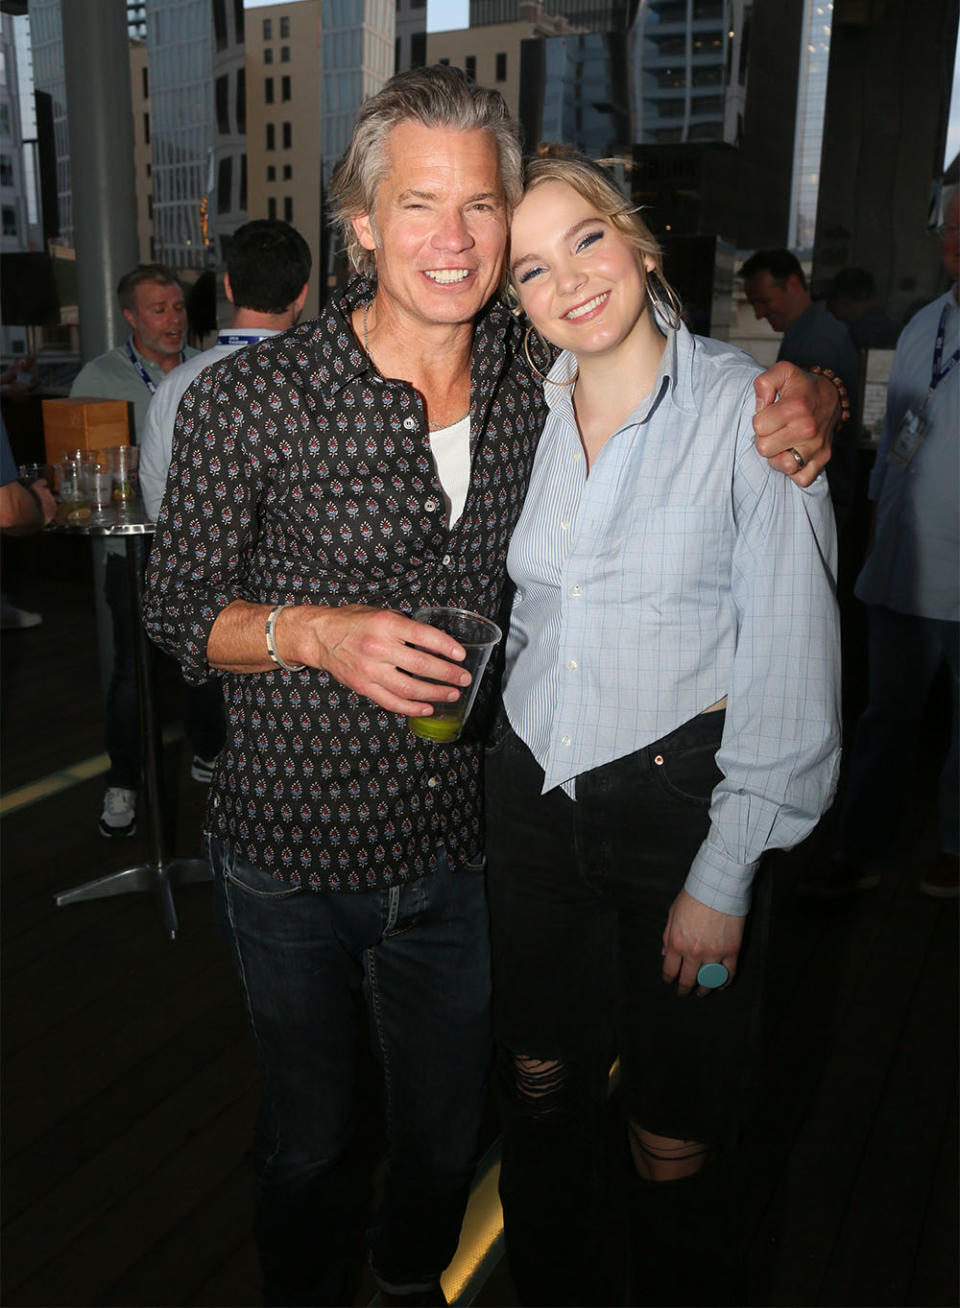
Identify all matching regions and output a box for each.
[62,0,140,362]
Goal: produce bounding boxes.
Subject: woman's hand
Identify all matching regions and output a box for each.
[661,888,745,997]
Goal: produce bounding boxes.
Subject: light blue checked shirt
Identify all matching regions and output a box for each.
[502,323,842,915]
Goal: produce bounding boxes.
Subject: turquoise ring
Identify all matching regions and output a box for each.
[696,962,729,989]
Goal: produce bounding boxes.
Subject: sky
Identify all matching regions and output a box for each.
[241,0,959,160]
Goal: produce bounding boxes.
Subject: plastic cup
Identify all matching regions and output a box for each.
[54,458,92,524]
[407,606,502,744]
[108,445,139,506]
[18,462,53,487]
[88,469,113,514]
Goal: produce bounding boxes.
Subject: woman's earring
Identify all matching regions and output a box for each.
[646,270,683,330]
[523,325,578,387]
[504,287,523,320]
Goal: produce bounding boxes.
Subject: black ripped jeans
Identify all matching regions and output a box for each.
[485,710,769,1306]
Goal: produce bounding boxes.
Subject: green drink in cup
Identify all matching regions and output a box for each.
[407,606,502,744]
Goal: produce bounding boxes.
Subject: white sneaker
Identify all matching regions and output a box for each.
[0,597,42,629]
[99,786,137,837]
[190,754,218,784]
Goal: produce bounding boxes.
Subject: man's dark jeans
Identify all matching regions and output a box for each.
[839,604,959,864]
[209,837,491,1306]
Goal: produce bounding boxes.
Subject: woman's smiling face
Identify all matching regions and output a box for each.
[509,179,655,360]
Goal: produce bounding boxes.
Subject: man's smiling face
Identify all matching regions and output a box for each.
[352,121,508,332]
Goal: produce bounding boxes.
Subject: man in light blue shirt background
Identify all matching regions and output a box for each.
[139,220,311,521]
[805,187,960,900]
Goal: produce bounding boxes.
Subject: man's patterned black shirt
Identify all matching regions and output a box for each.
[143,277,546,892]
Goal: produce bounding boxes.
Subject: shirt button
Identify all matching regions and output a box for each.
[425,498,438,511]
[561,735,572,747]
[570,584,582,597]
[403,416,418,430]
[427,775,439,788]
[572,450,582,461]
[442,554,453,566]
[560,520,570,530]
[567,659,578,670]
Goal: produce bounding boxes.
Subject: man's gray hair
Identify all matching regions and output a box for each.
[329,64,523,278]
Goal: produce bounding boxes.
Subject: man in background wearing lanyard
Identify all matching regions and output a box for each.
[803,186,960,900]
[139,221,311,522]
[70,264,224,837]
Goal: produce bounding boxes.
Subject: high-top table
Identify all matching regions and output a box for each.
[50,505,211,939]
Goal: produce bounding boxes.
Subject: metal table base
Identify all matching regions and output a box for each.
[53,518,212,939]
[54,856,211,941]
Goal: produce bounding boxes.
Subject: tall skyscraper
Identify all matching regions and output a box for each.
[629,0,749,147]
[211,0,248,262]
[471,0,634,31]
[789,0,833,252]
[1,8,33,357]
[320,0,394,281]
[144,0,214,268]
[246,0,323,315]
[28,0,70,245]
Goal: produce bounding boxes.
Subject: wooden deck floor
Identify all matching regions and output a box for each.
[2,530,957,1308]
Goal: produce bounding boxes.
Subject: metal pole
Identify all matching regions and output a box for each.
[61,0,140,363]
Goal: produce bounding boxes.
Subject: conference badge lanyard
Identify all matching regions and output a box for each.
[126,340,186,395]
[216,332,273,347]
[889,302,959,466]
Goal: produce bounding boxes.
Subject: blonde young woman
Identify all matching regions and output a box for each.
[485,149,842,1307]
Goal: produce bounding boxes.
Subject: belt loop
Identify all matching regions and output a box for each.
[384,884,401,933]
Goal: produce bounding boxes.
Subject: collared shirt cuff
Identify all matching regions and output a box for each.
[684,843,759,917]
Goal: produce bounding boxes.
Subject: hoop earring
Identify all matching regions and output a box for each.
[523,325,579,387]
[647,270,683,331]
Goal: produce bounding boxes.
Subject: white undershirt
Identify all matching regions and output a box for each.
[428,415,471,526]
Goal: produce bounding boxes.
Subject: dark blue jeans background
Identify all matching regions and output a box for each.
[104,551,224,789]
[209,837,491,1306]
[839,604,959,863]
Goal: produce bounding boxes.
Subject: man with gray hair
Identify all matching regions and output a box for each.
[144,65,838,1305]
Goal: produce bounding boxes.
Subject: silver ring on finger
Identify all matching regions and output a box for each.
[788,446,806,472]
[696,962,729,989]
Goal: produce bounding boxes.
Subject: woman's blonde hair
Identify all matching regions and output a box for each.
[514,144,682,326]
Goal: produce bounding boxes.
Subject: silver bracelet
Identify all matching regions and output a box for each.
[265,603,305,672]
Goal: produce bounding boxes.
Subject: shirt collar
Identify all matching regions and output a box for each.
[328,275,517,424]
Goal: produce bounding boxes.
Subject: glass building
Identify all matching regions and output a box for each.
[629,0,749,147]
[321,0,395,277]
[321,0,395,172]
[28,0,70,245]
[145,0,214,269]
[471,0,636,32]
[520,31,631,156]
[789,0,833,252]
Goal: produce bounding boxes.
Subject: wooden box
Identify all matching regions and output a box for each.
[42,397,132,465]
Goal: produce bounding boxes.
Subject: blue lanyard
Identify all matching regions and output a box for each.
[930,304,959,392]
[216,332,274,347]
[126,340,185,394]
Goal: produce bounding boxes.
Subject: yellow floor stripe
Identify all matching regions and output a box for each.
[0,725,184,818]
